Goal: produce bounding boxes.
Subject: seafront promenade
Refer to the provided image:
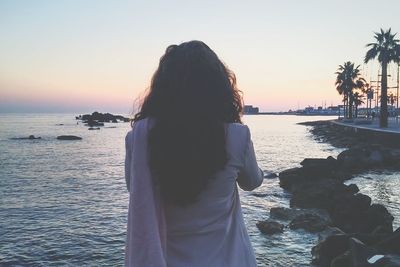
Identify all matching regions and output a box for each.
[333,118,400,136]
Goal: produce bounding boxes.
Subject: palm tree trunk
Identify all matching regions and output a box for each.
[380,62,388,127]
[355,105,358,118]
[348,93,353,119]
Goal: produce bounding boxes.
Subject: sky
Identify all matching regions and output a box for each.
[0,0,400,113]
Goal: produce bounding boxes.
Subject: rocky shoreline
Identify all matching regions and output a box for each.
[257,120,400,266]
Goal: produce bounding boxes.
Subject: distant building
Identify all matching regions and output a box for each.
[244,105,259,114]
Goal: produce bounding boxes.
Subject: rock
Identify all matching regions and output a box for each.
[373,255,400,267]
[279,161,351,192]
[289,213,331,233]
[369,150,383,164]
[375,227,400,254]
[318,227,346,243]
[300,156,338,169]
[365,204,394,234]
[312,234,350,266]
[76,112,129,123]
[290,179,358,210]
[11,135,41,140]
[331,193,372,233]
[57,135,82,140]
[349,237,378,267]
[88,127,100,130]
[331,251,352,267]
[256,220,284,235]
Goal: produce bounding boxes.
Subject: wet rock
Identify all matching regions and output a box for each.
[289,213,331,233]
[76,111,129,123]
[318,227,346,243]
[331,251,352,267]
[365,204,394,234]
[256,220,284,235]
[312,234,350,266]
[290,179,358,210]
[375,227,400,254]
[57,135,82,140]
[331,193,372,233]
[11,135,41,140]
[349,237,378,267]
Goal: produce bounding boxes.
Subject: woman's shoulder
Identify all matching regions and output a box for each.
[226,122,249,133]
[225,123,250,142]
[125,118,152,144]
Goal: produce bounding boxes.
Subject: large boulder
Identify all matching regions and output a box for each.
[331,193,372,233]
[289,212,331,233]
[57,135,82,140]
[331,198,394,234]
[375,227,400,254]
[279,157,351,192]
[290,179,359,211]
[312,234,350,267]
[256,220,284,235]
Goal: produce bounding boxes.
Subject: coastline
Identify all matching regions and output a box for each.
[262,119,400,266]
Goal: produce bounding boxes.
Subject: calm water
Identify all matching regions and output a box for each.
[0,114,399,267]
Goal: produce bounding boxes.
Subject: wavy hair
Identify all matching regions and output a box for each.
[134,40,243,205]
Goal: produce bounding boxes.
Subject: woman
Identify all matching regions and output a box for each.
[125,41,263,267]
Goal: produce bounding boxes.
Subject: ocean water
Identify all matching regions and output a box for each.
[0,114,399,267]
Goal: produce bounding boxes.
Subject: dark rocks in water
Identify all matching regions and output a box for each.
[76,111,130,123]
[57,135,82,140]
[88,127,100,130]
[349,237,379,267]
[348,237,400,267]
[312,234,351,266]
[55,123,64,126]
[11,135,41,140]
[332,197,393,234]
[331,193,372,233]
[289,213,331,233]
[290,179,358,210]
[256,220,284,235]
[279,157,352,192]
[312,228,400,266]
[375,227,400,254]
[264,172,278,179]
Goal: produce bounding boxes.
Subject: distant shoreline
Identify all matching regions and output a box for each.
[246,112,338,116]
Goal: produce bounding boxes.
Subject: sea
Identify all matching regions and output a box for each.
[0,114,399,267]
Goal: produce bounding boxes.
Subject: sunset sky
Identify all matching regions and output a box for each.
[1,0,399,113]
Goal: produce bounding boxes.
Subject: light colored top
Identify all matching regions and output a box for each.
[125,118,263,267]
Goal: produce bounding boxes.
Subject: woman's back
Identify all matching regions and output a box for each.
[126,118,263,267]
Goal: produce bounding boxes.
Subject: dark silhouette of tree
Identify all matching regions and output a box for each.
[335,62,366,119]
[365,28,400,127]
[353,92,365,118]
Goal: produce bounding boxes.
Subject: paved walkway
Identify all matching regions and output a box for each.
[332,118,400,135]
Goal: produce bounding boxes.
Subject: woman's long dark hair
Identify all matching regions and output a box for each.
[134,40,243,205]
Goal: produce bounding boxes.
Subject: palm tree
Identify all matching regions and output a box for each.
[353,92,365,118]
[335,62,366,119]
[365,28,400,128]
